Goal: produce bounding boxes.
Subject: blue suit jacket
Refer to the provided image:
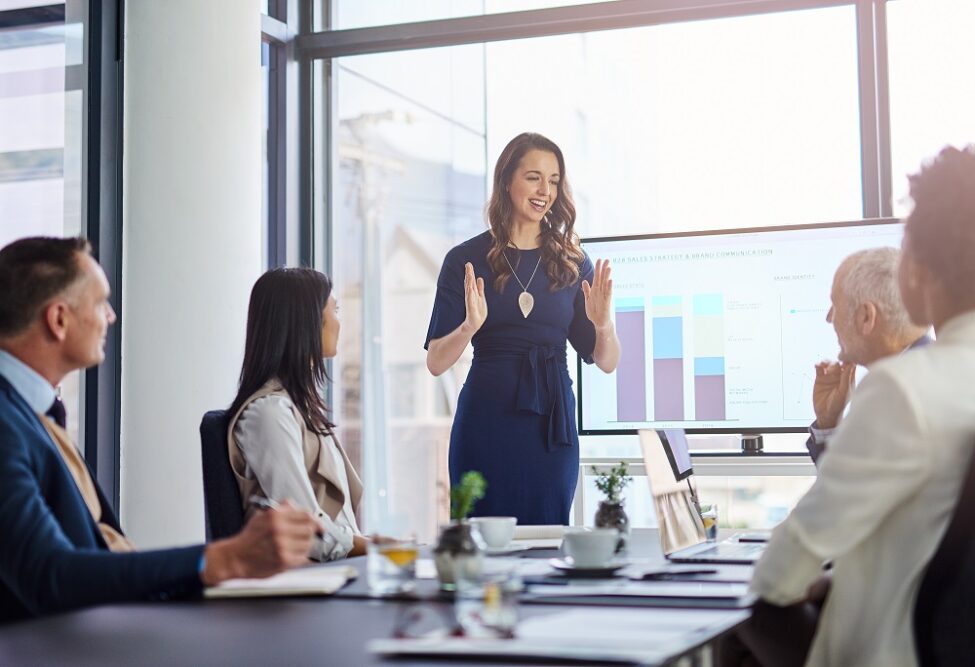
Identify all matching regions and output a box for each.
[0,374,204,622]
[805,334,934,465]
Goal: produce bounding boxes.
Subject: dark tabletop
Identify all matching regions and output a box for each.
[0,532,749,667]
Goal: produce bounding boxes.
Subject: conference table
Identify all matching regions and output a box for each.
[0,530,753,667]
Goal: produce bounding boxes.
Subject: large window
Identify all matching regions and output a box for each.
[887,0,975,214]
[485,7,862,236]
[0,1,86,446]
[301,1,966,535]
[327,45,486,540]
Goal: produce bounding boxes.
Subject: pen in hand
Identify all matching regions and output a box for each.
[248,495,325,539]
[248,495,279,512]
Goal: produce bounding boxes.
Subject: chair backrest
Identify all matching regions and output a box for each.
[914,439,975,666]
[199,410,244,541]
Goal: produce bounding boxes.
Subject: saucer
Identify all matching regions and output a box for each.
[548,557,626,578]
[484,544,532,557]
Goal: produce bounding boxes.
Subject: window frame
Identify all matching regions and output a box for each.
[0,0,126,511]
[262,0,302,268]
[83,0,125,510]
[287,0,900,494]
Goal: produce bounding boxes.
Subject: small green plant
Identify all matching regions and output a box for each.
[594,461,632,503]
[450,471,487,521]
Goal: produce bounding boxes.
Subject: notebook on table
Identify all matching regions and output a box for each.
[204,564,357,598]
[639,429,766,566]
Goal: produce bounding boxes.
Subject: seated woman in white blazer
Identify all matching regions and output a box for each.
[227,267,366,560]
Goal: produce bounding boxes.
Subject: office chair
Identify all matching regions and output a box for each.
[914,440,975,666]
[199,410,244,541]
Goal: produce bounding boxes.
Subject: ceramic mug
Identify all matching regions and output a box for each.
[562,527,619,568]
[470,516,517,549]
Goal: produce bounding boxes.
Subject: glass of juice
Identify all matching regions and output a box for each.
[367,539,419,596]
[700,503,718,542]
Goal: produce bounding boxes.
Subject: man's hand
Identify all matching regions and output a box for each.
[812,361,856,429]
[201,500,324,586]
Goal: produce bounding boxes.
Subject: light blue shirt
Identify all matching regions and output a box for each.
[0,349,56,415]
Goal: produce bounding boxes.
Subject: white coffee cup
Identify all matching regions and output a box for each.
[470,517,517,549]
[562,528,618,567]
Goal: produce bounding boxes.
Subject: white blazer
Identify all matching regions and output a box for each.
[751,310,975,667]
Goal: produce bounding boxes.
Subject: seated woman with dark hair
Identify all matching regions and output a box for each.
[227,267,366,560]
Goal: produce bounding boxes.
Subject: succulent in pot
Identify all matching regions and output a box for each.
[434,471,487,590]
[593,461,632,553]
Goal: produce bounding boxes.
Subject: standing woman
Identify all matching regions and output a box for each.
[425,132,620,525]
[227,268,366,560]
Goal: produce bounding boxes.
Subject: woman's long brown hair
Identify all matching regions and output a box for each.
[229,268,335,436]
[486,132,584,293]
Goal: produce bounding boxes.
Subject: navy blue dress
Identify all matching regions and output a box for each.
[425,231,596,525]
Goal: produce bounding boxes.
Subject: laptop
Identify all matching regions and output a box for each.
[638,429,766,565]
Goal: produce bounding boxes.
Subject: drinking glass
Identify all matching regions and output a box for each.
[700,503,719,542]
[367,539,419,596]
[454,559,521,638]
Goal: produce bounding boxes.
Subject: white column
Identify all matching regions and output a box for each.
[121,0,262,547]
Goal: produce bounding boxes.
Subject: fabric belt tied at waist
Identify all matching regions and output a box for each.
[515,344,572,451]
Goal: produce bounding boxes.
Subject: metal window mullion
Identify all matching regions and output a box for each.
[856,0,884,219]
[269,0,287,23]
[266,41,287,268]
[874,0,893,217]
[261,14,289,44]
[297,0,856,59]
[297,0,314,267]
[84,0,123,514]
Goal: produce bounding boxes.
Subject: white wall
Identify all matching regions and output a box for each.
[121,0,262,547]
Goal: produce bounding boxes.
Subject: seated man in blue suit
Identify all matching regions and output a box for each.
[806,246,931,465]
[0,237,324,622]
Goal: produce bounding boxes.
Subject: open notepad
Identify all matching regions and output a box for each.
[204,565,357,599]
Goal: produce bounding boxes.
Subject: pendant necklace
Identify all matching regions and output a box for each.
[502,248,542,318]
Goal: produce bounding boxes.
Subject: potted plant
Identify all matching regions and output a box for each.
[593,461,632,553]
[434,471,487,590]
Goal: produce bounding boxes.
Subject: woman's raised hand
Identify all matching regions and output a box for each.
[582,258,613,330]
[463,262,487,333]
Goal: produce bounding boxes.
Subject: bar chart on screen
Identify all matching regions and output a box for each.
[579,219,904,433]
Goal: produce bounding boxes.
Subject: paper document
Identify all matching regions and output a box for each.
[205,564,357,599]
[522,580,756,609]
[528,581,750,598]
[370,607,749,664]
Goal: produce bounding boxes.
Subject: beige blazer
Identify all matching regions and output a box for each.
[752,310,975,667]
[227,380,363,525]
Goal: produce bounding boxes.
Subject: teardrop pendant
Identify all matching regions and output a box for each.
[518,291,534,318]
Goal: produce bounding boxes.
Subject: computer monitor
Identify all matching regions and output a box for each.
[577,218,903,434]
